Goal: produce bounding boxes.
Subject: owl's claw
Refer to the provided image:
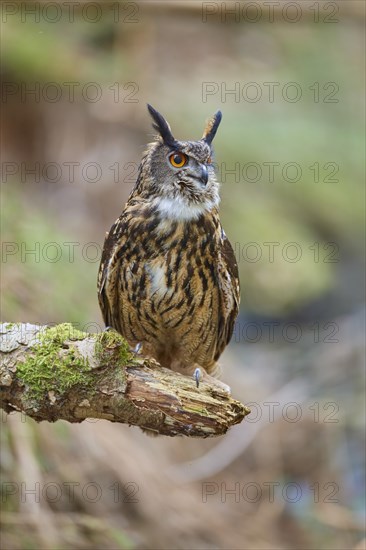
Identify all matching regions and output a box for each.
[194,367,201,388]
[132,342,142,356]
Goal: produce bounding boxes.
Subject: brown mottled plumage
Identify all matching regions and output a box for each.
[98,105,240,393]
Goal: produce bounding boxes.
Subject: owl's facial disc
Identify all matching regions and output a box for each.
[145,106,222,221]
[167,152,210,186]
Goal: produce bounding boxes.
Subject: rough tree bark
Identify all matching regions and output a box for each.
[0,323,250,437]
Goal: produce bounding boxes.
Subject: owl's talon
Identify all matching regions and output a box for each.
[194,367,201,388]
[132,342,142,356]
[103,326,113,332]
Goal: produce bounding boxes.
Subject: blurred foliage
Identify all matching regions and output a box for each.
[2,5,364,318]
[2,8,131,82]
[2,190,99,325]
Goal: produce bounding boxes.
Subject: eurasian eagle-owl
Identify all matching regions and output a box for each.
[98,104,240,393]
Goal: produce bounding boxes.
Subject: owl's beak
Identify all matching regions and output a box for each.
[200,165,208,185]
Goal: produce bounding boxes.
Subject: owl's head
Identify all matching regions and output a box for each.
[136,104,222,221]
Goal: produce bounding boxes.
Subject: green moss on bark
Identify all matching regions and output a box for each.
[16,323,93,398]
[94,329,131,367]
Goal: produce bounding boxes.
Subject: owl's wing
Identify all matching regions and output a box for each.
[215,228,240,360]
[97,215,127,328]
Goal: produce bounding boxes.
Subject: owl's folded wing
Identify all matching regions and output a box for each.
[97,215,128,328]
[215,229,240,360]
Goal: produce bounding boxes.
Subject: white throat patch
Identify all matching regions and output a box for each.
[156,195,219,221]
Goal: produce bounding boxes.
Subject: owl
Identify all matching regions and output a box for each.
[98,104,240,393]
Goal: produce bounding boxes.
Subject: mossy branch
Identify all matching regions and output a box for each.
[0,323,250,437]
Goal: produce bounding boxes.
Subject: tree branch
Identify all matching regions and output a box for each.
[0,323,250,437]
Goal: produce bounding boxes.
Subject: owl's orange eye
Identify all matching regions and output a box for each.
[169,152,188,168]
[207,156,212,164]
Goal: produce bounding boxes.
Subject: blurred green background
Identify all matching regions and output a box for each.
[1,1,365,549]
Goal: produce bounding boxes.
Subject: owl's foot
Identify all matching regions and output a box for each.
[194,367,201,388]
[132,342,142,356]
[192,367,231,395]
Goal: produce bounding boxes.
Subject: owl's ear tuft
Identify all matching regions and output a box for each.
[147,104,177,147]
[202,110,222,145]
